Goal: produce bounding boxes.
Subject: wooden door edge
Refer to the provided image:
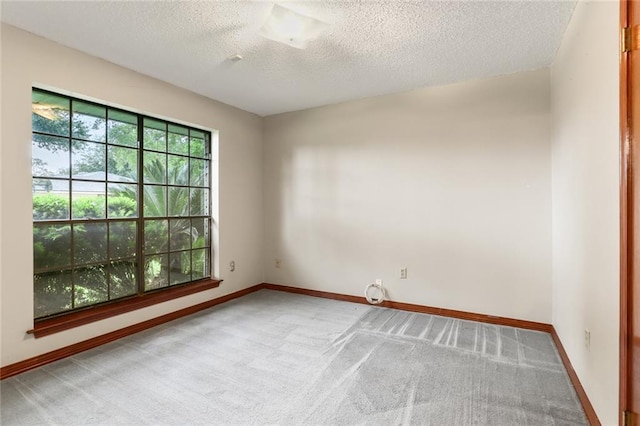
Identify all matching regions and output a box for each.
[620,0,631,424]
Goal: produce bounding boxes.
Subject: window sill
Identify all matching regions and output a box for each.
[27,279,221,338]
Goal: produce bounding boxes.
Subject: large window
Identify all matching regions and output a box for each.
[31,89,212,319]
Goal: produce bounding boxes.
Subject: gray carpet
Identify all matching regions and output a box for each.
[1,289,587,425]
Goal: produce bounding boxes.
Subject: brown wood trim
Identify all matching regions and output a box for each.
[28,279,223,338]
[262,283,366,304]
[382,300,552,332]
[620,1,632,424]
[1,283,264,380]
[551,327,602,426]
[262,283,552,332]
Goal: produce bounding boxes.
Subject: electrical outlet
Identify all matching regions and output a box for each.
[400,268,407,279]
[584,329,591,351]
[275,259,281,268]
[375,278,383,285]
[229,260,235,272]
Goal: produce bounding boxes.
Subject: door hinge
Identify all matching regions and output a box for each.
[622,26,639,52]
[624,410,636,426]
[623,27,632,52]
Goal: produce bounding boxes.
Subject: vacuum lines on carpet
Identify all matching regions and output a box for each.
[1,289,587,425]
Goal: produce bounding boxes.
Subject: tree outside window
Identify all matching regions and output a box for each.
[32,89,212,318]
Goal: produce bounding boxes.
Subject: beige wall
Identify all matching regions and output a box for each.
[0,24,264,367]
[263,69,552,323]
[551,1,620,424]
[1,10,622,423]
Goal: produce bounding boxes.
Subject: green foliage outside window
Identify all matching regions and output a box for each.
[32,89,211,318]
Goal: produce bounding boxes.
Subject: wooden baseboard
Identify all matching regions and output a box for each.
[263,282,600,425]
[0,284,264,380]
[550,328,601,426]
[262,282,552,332]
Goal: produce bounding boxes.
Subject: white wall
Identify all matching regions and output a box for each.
[263,69,552,323]
[0,24,264,367]
[551,1,620,424]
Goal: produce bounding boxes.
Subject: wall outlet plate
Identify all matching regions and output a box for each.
[584,329,591,351]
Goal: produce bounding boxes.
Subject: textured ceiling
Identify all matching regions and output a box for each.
[1,1,576,116]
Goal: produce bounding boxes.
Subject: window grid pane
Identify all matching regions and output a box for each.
[141,116,211,291]
[32,88,213,319]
